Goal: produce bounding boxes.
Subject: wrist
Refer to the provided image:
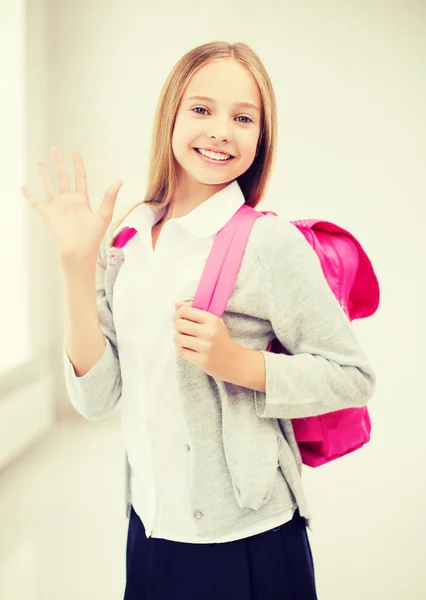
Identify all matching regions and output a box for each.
[228,345,266,393]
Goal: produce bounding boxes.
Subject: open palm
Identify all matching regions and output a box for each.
[21,147,123,265]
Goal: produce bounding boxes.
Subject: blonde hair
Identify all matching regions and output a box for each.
[111,41,278,244]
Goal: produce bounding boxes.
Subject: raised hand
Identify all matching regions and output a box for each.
[21,147,123,267]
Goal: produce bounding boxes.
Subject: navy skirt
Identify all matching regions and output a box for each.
[124,505,318,600]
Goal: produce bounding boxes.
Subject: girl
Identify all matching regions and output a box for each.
[22,41,376,600]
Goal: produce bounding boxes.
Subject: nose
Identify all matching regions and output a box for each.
[207,117,231,142]
[209,133,229,142]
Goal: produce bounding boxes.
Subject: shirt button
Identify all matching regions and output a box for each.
[184,444,190,452]
[194,511,203,519]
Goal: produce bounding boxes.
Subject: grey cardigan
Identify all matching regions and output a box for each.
[63,213,376,536]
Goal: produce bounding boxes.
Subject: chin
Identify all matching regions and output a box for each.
[193,174,236,186]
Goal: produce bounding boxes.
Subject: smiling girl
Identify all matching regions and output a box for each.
[23,41,376,600]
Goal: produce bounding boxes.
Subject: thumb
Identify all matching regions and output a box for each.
[99,180,124,219]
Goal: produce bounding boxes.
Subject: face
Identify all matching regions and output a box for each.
[171,59,263,195]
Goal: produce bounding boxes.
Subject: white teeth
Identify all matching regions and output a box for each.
[197,148,231,161]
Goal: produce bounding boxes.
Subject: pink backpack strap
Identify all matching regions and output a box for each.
[112,227,137,248]
[192,205,271,316]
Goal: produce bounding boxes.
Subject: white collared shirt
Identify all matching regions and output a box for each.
[111,180,296,542]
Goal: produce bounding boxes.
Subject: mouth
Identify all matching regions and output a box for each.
[194,148,235,164]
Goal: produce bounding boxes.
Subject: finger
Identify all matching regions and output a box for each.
[178,305,206,324]
[176,319,199,336]
[174,300,192,311]
[72,151,88,195]
[175,333,199,352]
[36,157,56,202]
[51,147,71,194]
[98,181,124,220]
[21,185,46,217]
[173,304,185,323]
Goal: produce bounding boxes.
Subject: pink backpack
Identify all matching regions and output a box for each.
[113,204,380,467]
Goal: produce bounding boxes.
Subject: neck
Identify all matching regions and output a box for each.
[161,171,233,222]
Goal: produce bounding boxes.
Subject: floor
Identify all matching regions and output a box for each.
[0,411,128,600]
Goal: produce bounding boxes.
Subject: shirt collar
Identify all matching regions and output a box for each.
[113,180,246,240]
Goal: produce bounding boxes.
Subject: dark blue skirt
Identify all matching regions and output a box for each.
[124,505,318,600]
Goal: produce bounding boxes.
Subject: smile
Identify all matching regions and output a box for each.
[194,148,234,165]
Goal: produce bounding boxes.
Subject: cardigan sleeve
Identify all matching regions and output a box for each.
[62,224,122,421]
[251,216,377,420]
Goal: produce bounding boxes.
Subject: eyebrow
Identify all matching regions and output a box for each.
[186,95,261,113]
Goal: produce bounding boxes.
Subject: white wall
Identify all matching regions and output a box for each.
[0,0,31,374]
[0,0,58,472]
[17,0,426,597]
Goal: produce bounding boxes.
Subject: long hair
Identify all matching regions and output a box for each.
[111,41,278,241]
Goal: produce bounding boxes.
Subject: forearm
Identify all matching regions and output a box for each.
[60,263,106,377]
[226,345,266,392]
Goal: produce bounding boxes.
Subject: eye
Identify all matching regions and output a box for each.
[191,107,253,124]
[192,107,209,115]
[236,115,253,124]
